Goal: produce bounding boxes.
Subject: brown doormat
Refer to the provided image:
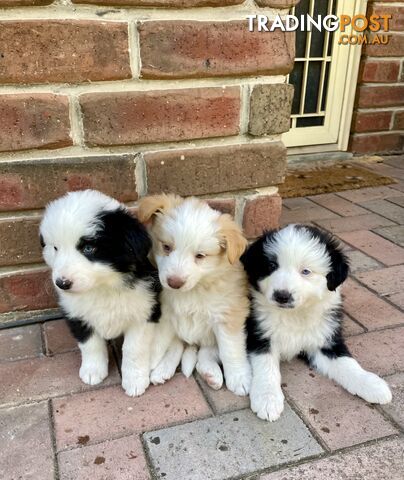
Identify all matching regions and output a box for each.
[278,163,396,198]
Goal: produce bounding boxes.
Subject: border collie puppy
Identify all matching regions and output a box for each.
[138,194,251,395]
[241,224,392,421]
[40,190,161,397]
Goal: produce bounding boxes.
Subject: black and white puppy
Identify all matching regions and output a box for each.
[241,224,392,421]
[40,189,161,397]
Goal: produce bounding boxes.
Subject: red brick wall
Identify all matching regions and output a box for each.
[350,1,404,155]
[0,0,297,318]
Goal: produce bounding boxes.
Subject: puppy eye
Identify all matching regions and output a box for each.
[162,244,172,254]
[54,246,58,252]
[301,268,312,276]
[195,253,206,260]
[82,245,96,255]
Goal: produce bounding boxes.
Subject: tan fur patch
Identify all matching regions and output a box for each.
[217,214,248,264]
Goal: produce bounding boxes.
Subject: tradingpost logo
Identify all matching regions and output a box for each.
[247,13,392,46]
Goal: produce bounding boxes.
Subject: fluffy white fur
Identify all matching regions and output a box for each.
[244,225,392,421]
[138,194,251,395]
[40,190,157,396]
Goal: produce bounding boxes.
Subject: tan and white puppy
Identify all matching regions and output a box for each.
[139,194,251,396]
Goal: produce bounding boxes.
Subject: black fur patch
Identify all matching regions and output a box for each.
[240,231,279,290]
[245,308,271,355]
[296,225,349,291]
[76,208,152,276]
[39,234,45,248]
[65,317,94,343]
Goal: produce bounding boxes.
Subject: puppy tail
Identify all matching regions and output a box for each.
[181,345,198,378]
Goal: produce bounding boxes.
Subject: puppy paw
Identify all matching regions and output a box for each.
[356,372,392,404]
[197,361,223,390]
[79,362,108,386]
[225,367,252,396]
[250,389,284,422]
[122,374,150,397]
[181,346,198,378]
[150,360,177,385]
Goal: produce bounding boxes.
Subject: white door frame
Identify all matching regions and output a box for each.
[283,0,368,154]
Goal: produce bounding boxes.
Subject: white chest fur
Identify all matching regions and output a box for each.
[59,281,154,340]
[254,291,342,360]
[162,288,229,347]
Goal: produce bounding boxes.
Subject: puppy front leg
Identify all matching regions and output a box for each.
[250,352,284,421]
[150,336,184,385]
[215,324,251,396]
[79,332,109,386]
[121,322,155,397]
[310,345,392,404]
[196,346,223,390]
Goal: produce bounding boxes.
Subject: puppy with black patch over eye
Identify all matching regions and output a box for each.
[40,189,162,397]
[241,224,392,421]
[138,194,251,396]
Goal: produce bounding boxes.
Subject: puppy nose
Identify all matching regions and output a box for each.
[273,290,293,305]
[167,276,185,290]
[56,277,73,291]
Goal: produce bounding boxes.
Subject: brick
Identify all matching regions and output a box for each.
[144,407,322,480]
[0,155,137,212]
[0,350,120,408]
[0,324,42,361]
[342,278,404,330]
[0,403,54,480]
[281,360,397,451]
[195,375,249,414]
[144,142,286,196]
[43,320,78,356]
[342,314,366,336]
[206,198,236,217]
[360,59,400,83]
[375,225,404,247]
[389,291,404,309]
[369,5,404,31]
[80,88,240,146]
[262,437,404,480]
[365,33,404,57]
[249,84,294,136]
[309,193,369,216]
[339,230,404,266]
[347,327,404,376]
[317,213,395,233]
[73,0,243,4]
[356,265,404,297]
[337,186,401,203]
[243,194,282,238]
[393,111,404,130]
[139,21,295,79]
[0,94,72,153]
[360,198,404,224]
[53,374,211,450]
[0,21,130,84]
[58,434,150,480]
[0,268,57,314]
[350,133,404,155]
[0,216,41,267]
[352,111,392,133]
[357,86,404,108]
[383,155,404,169]
[345,249,382,274]
[280,205,339,226]
[370,163,404,180]
[381,372,404,428]
[282,197,315,210]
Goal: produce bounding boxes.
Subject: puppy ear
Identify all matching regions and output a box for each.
[218,214,248,264]
[240,231,277,289]
[325,238,349,291]
[137,194,182,224]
